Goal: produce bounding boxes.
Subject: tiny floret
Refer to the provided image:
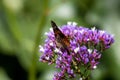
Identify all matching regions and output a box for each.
[93,65,97,69]
[74,47,80,53]
[91,27,96,31]
[73,22,77,26]
[79,78,82,80]
[67,21,72,25]
[88,49,92,54]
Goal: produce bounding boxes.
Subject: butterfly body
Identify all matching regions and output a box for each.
[51,21,70,54]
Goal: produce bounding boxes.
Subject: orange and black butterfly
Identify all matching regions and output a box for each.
[51,21,70,54]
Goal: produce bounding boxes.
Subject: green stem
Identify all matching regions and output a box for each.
[28,1,49,80]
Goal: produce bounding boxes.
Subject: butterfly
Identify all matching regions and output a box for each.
[51,21,70,54]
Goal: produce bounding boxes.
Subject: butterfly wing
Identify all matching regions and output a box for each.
[51,21,70,54]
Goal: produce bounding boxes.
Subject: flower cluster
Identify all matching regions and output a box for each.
[39,22,114,80]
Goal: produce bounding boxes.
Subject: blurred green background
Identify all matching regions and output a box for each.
[0,0,120,80]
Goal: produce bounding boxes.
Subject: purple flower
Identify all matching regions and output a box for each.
[39,22,114,80]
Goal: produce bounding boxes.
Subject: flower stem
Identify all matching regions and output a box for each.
[28,1,49,80]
